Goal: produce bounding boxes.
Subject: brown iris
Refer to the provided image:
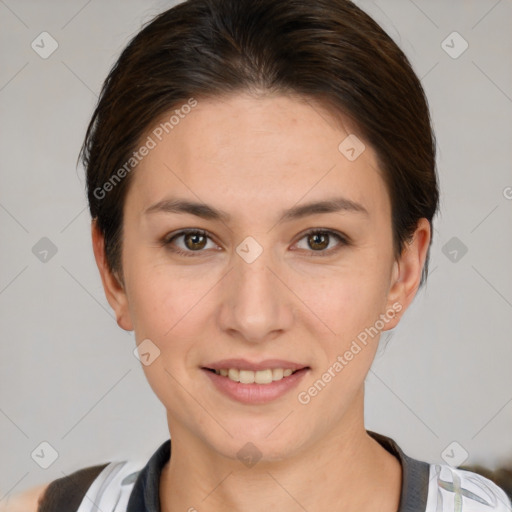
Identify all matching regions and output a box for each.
[307,231,330,251]
[184,232,208,251]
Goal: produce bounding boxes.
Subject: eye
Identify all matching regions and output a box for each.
[162,228,349,258]
[293,229,349,256]
[163,229,219,257]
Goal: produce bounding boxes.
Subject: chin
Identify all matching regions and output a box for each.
[209,420,308,463]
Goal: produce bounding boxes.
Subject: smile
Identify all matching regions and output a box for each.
[202,366,310,405]
[208,368,298,384]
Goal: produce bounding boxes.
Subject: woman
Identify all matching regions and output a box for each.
[8,0,511,510]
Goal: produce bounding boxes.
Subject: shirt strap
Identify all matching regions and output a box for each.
[38,463,109,512]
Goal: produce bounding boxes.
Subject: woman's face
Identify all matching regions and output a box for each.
[94,93,429,462]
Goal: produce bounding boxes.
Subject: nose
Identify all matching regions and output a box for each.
[217,246,294,344]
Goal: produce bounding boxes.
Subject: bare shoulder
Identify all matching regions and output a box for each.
[0,483,49,512]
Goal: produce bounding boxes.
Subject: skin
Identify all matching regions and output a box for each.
[0,484,48,512]
[92,92,431,512]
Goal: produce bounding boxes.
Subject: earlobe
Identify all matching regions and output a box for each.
[91,220,134,331]
[383,218,431,331]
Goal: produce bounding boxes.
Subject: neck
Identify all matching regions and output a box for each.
[160,396,402,512]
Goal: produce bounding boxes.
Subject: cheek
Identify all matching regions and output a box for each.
[293,262,390,347]
[123,241,212,337]
[294,269,390,414]
[126,270,210,408]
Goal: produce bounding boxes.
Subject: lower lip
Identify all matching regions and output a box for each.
[202,368,309,405]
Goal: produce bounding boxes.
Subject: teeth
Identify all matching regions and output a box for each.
[213,368,298,384]
[272,368,284,381]
[228,368,239,381]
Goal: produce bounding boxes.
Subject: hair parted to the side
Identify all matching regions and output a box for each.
[80,0,439,286]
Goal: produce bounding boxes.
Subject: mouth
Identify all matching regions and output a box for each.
[202,367,307,385]
[201,362,310,404]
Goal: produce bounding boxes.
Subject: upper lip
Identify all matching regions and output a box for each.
[203,358,309,371]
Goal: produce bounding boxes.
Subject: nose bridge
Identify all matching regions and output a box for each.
[219,239,292,342]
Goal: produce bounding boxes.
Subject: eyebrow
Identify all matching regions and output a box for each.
[144,196,369,223]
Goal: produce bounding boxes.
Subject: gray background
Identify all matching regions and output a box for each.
[1,0,511,499]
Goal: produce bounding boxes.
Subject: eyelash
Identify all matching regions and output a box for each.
[162,228,349,258]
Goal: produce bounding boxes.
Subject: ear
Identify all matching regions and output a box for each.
[91,220,134,331]
[382,218,431,331]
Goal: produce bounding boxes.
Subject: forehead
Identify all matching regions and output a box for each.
[127,93,390,225]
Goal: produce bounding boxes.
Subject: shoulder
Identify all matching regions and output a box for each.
[75,459,143,511]
[426,463,512,511]
[7,442,168,512]
[1,460,141,512]
[1,462,111,512]
[0,483,49,512]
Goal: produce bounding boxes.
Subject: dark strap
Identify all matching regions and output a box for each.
[367,430,430,512]
[38,463,109,512]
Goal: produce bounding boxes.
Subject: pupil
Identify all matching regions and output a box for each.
[186,233,206,250]
[310,232,328,250]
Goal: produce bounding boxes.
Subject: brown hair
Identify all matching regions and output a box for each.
[80,0,439,285]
